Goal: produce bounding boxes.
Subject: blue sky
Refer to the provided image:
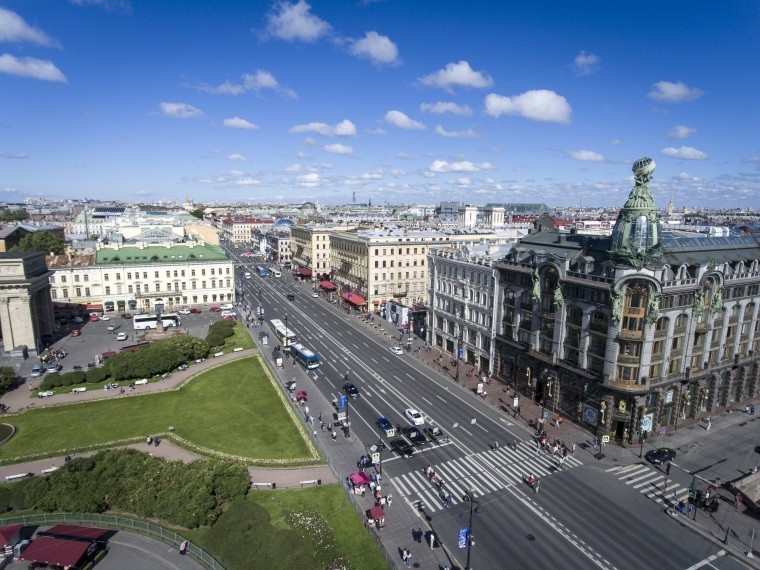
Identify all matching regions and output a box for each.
[1,0,758,209]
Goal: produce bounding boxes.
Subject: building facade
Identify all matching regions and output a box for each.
[494,158,760,442]
[291,224,350,280]
[220,216,273,245]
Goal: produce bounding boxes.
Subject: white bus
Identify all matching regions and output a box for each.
[272,269,282,278]
[133,313,182,330]
[269,318,296,349]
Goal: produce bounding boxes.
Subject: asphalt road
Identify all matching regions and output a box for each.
[226,250,754,570]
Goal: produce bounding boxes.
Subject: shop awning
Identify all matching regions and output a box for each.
[116,300,126,306]
[319,280,336,290]
[342,292,366,306]
[19,536,91,568]
[296,267,313,277]
[86,303,103,311]
[127,300,137,308]
[104,301,115,308]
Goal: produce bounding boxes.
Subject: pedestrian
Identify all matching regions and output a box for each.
[405,549,412,567]
[514,439,519,451]
[666,461,671,476]
[735,492,743,509]
[534,479,540,494]
[146,435,152,445]
[331,430,337,440]
[387,494,392,507]
[661,479,669,493]
[558,455,565,468]
[706,416,711,431]
[312,429,317,438]
[494,440,500,452]
[318,412,323,422]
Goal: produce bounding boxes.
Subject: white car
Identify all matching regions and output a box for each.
[178,308,191,315]
[106,324,120,331]
[389,346,403,355]
[220,303,234,310]
[405,408,425,426]
[312,292,318,298]
[100,315,111,321]
[38,390,54,398]
[221,310,236,317]
[116,332,128,341]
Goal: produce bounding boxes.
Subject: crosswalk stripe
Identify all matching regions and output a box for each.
[394,473,413,495]
[620,465,650,479]
[625,471,658,485]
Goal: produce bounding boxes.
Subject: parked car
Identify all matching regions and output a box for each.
[70,329,81,337]
[89,315,100,322]
[389,346,403,355]
[209,306,222,312]
[178,308,191,315]
[389,438,415,458]
[190,307,202,314]
[106,324,120,331]
[100,315,111,321]
[116,332,128,341]
[46,362,60,373]
[30,364,44,378]
[220,303,234,310]
[37,390,54,398]
[401,426,427,446]
[73,316,84,324]
[424,426,449,444]
[221,310,236,317]
[404,408,425,426]
[645,447,676,465]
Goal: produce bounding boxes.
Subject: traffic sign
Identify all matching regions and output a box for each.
[601,435,610,444]
[371,452,380,464]
[458,528,469,549]
[339,395,347,409]
[659,426,666,435]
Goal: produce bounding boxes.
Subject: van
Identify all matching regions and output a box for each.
[244,272,251,279]
[272,270,282,278]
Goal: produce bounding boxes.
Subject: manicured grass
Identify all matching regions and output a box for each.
[0,356,314,465]
[185,486,388,570]
[216,321,255,352]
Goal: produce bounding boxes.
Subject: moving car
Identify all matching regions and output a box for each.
[389,438,415,459]
[424,426,449,444]
[178,308,191,315]
[343,383,360,399]
[220,303,234,310]
[287,293,295,301]
[401,426,427,446]
[405,408,425,426]
[30,364,44,378]
[312,292,319,298]
[190,308,202,314]
[37,390,54,398]
[389,346,403,355]
[121,313,132,319]
[644,447,676,465]
[116,332,128,341]
[100,315,111,321]
[376,417,395,438]
[209,306,222,312]
[106,324,120,331]
[70,329,81,337]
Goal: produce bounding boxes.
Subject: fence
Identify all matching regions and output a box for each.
[0,512,225,570]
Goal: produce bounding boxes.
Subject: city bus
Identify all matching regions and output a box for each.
[272,269,282,278]
[290,343,320,369]
[257,265,268,277]
[269,318,296,349]
[133,312,181,330]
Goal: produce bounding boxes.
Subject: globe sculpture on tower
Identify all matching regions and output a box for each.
[608,157,663,269]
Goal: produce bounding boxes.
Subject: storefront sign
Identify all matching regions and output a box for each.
[641,413,653,432]
[582,403,599,426]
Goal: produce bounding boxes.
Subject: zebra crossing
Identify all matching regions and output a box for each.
[606,463,690,506]
[390,443,583,513]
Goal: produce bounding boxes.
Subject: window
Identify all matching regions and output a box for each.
[75,287,82,297]
[75,275,80,283]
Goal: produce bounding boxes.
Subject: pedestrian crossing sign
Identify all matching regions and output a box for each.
[372,452,380,464]
[601,435,610,443]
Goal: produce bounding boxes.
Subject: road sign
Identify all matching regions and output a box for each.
[371,452,380,464]
[458,528,468,549]
[339,395,347,409]
[601,435,610,444]
[659,426,666,434]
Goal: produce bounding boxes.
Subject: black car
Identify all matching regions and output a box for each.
[423,426,449,444]
[287,293,295,301]
[389,438,414,458]
[644,447,676,465]
[343,383,360,399]
[401,426,427,446]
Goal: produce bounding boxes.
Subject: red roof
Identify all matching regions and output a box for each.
[319,280,336,290]
[42,525,110,541]
[19,536,91,567]
[0,524,22,544]
[342,292,366,305]
[296,267,312,276]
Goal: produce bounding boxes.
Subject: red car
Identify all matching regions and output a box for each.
[222,315,236,321]
[70,329,81,337]
[90,315,100,322]
[209,306,222,312]
[190,308,202,314]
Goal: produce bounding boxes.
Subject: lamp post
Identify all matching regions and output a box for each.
[343,371,351,437]
[455,328,463,383]
[284,313,289,351]
[462,490,481,570]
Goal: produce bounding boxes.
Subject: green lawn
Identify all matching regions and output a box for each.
[218,322,255,352]
[184,486,388,570]
[0,356,317,465]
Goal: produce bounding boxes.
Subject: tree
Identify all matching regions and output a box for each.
[0,367,15,395]
[0,209,28,223]
[189,207,205,220]
[12,231,65,255]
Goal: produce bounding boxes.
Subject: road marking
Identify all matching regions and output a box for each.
[459,426,473,436]
[684,550,725,569]
[421,397,433,406]
[436,394,447,403]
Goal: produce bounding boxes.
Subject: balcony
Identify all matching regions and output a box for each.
[617,329,643,340]
[607,380,647,393]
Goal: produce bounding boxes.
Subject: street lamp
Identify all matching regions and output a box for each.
[284,313,289,351]
[343,371,351,437]
[462,490,481,570]
[455,328,463,383]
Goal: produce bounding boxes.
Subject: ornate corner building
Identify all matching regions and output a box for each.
[495,158,760,442]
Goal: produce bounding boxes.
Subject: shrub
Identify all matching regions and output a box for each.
[103,336,210,381]
[206,333,225,348]
[86,368,108,383]
[59,375,73,387]
[58,371,86,386]
[0,367,16,396]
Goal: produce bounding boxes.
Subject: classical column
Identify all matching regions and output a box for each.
[578,307,593,369]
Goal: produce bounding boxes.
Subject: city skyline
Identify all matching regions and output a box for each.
[1,0,758,209]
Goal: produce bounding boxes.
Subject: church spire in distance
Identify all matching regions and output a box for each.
[608,157,663,269]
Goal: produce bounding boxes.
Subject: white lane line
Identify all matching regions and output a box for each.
[684,550,725,570]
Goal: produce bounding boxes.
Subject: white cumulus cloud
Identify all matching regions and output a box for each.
[567,150,606,162]
[649,81,704,102]
[453,177,471,186]
[661,146,708,160]
[0,54,66,82]
[235,177,261,186]
[158,102,203,118]
[484,90,572,124]
[435,125,476,138]
[428,160,494,173]
[667,125,696,140]
[197,70,296,99]
[420,101,472,116]
[349,31,399,65]
[289,119,356,137]
[419,60,493,91]
[227,153,248,162]
[264,0,331,42]
[298,172,321,187]
[573,51,599,76]
[322,143,353,155]
[0,7,60,47]
[385,110,425,130]
[224,117,259,130]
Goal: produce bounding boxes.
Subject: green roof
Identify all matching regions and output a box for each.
[95,243,230,265]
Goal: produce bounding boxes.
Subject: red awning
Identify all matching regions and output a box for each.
[319,280,336,290]
[0,524,22,545]
[342,292,366,305]
[42,525,110,541]
[86,303,103,311]
[350,471,371,486]
[19,536,91,567]
[296,267,313,276]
